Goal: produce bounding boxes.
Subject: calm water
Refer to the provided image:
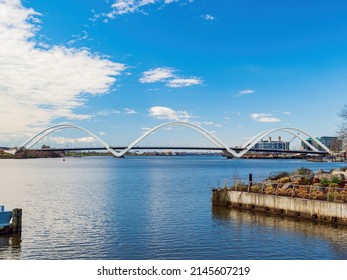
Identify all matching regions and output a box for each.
[0,156,347,260]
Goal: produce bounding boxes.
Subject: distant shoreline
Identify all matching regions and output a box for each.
[1,149,344,162]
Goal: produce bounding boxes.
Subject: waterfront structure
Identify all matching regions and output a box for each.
[254,136,290,150]
[301,136,342,152]
[212,188,347,225]
[212,168,347,225]
[0,206,22,234]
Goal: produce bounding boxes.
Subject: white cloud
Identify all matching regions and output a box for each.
[148,106,191,120]
[96,109,121,116]
[283,111,291,115]
[99,131,106,136]
[140,67,202,88]
[167,78,202,88]
[107,0,183,17]
[47,136,96,144]
[202,121,222,127]
[234,89,255,97]
[125,108,138,114]
[68,30,90,45]
[250,113,281,123]
[0,1,125,141]
[140,67,175,83]
[201,14,215,21]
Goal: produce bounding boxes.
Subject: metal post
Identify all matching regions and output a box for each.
[249,173,253,187]
[11,208,22,233]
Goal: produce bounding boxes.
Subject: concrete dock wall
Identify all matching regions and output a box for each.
[212,189,347,225]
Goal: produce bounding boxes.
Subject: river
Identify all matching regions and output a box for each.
[0,156,346,259]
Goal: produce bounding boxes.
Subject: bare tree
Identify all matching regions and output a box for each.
[338,104,347,148]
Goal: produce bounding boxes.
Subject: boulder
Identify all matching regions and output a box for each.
[291,167,314,176]
[282,182,294,190]
[268,171,290,181]
[290,168,314,183]
[332,170,347,180]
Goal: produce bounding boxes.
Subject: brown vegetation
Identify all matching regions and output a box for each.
[229,167,347,203]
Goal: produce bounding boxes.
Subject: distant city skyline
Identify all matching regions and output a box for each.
[1,0,347,148]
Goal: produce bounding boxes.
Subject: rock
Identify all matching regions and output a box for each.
[332,170,347,180]
[268,171,290,181]
[290,168,314,184]
[291,167,314,176]
[282,182,294,190]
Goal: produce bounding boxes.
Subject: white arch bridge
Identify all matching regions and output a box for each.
[6,121,332,158]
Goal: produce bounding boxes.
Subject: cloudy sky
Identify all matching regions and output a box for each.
[1,0,347,148]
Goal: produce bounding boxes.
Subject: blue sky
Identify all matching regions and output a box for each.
[1,0,347,148]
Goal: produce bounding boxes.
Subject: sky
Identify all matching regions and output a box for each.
[1,0,347,148]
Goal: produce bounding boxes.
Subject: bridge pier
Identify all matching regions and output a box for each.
[222,151,234,159]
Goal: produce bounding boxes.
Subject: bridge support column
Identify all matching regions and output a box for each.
[222,151,234,159]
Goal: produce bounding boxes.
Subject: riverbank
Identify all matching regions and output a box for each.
[212,167,347,225]
[0,150,63,159]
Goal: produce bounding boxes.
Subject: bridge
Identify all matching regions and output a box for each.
[37,146,328,156]
[4,121,333,158]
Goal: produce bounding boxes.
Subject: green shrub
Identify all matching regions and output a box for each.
[303,177,312,185]
[298,168,306,175]
[320,177,330,186]
[331,176,342,184]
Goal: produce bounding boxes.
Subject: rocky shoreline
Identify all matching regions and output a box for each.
[212,167,347,225]
[227,167,347,203]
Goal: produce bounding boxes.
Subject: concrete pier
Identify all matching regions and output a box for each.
[212,189,347,225]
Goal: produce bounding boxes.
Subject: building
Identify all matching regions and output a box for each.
[301,136,343,152]
[254,136,290,150]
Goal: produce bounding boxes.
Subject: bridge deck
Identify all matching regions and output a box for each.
[32,146,329,155]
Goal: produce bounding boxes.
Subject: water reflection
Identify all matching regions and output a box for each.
[212,206,347,259]
[0,233,21,260]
